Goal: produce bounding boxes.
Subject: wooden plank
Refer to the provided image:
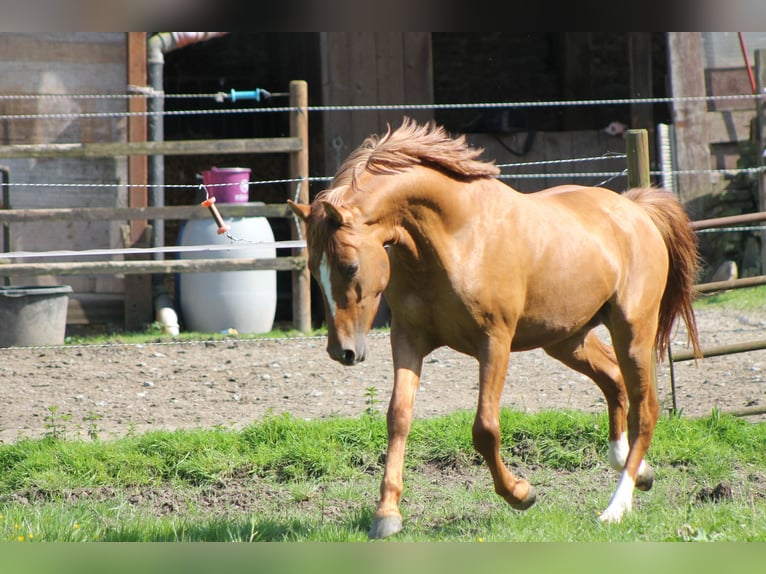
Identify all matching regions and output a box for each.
[369,33,406,328]
[289,80,311,333]
[756,50,766,275]
[696,274,766,293]
[692,209,766,230]
[629,33,654,153]
[0,138,303,159]
[0,34,125,64]
[318,32,434,179]
[0,257,306,276]
[706,68,758,111]
[127,32,149,238]
[561,33,594,130]
[126,32,151,331]
[470,129,628,193]
[375,33,406,128]
[543,130,574,190]
[702,32,766,69]
[705,109,754,143]
[67,294,123,326]
[320,32,354,175]
[626,129,651,188]
[402,33,434,125]
[0,203,292,224]
[668,32,711,215]
[350,32,380,147]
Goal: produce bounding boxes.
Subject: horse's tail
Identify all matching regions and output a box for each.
[624,187,703,362]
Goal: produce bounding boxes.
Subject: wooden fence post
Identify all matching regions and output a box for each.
[667,33,710,216]
[125,32,152,331]
[755,49,766,276]
[626,128,651,188]
[289,80,311,332]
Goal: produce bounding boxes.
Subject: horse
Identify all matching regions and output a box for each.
[288,117,702,539]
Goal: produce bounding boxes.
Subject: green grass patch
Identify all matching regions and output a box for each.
[1,409,764,541]
[64,322,327,346]
[694,284,766,312]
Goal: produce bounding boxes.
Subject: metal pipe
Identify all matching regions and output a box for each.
[145,32,229,261]
[146,42,164,261]
[145,32,228,322]
[657,123,676,194]
[1,165,9,286]
[738,32,757,95]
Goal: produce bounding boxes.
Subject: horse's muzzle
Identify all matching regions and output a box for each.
[328,339,367,366]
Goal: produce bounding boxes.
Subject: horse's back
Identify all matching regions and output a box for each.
[494,185,669,348]
[526,185,664,244]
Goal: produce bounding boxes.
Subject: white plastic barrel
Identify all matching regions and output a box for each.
[177,211,277,334]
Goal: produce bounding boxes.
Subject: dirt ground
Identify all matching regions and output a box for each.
[0,306,765,443]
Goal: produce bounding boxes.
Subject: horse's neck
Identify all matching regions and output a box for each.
[367,173,478,254]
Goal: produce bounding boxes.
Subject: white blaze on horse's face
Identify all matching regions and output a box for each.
[318,251,337,319]
[314,225,390,367]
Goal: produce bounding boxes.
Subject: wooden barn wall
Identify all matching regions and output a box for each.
[0,33,128,303]
[701,32,766,166]
[467,130,628,194]
[318,33,434,177]
[669,32,766,215]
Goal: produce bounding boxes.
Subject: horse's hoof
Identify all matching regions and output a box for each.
[635,465,655,492]
[510,485,537,511]
[368,515,403,539]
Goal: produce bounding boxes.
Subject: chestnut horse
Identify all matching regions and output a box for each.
[288,117,702,538]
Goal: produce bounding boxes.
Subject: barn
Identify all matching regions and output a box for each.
[0,32,764,335]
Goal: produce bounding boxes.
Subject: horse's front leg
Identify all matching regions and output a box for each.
[473,337,537,511]
[368,331,424,539]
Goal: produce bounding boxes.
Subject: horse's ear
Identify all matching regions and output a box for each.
[287,199,311,222]
[322,201,353,226]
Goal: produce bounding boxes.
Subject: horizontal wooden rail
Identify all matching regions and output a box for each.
[0,257,305,276]
[691,210,766,230]
[671,338,766,362]
[0,80,311,332]
[0,138,302,159]
[695,274,766,294]
[0,202,293,224]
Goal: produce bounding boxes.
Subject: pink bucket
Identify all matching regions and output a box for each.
[201,167,251,203]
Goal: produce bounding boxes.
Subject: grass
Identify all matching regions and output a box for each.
[63,320,330,346]
[3,285,763,543]
[0,408,764,542]
[693,283,766,311]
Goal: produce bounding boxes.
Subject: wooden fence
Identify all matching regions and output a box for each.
[0,80,311,332]
[666,209,766,417]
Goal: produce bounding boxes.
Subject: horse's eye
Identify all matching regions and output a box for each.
[343,263,359,279]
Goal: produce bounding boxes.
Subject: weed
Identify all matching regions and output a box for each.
[83,412,103,441]
[43,406,71,441]
[363,386,381,416]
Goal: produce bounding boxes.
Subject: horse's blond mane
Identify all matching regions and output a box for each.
[325,118,499,199]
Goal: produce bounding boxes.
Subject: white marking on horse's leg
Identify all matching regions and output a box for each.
[319,251,336,319]
[607,432,648,476]
[599,470,635,523]
[607,432,629,471]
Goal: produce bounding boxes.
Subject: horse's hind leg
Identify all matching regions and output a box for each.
[473,336,537,511]
[598,317,661,523]
[543,330,654,490]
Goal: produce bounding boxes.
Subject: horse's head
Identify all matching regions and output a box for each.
[288,198,390,366]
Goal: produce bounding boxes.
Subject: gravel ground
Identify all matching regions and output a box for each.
[0,306,764,443]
